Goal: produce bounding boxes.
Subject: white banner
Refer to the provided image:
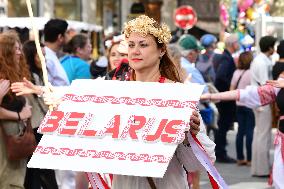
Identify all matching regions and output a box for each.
[28,79,204,178]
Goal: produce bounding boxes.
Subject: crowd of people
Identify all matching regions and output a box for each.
[0,13,284,189]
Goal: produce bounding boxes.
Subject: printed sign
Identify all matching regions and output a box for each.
[28,79,204,178]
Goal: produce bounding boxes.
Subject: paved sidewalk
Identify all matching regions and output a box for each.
[199,127,276,189]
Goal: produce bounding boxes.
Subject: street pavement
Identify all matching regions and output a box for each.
[199,126,276,189]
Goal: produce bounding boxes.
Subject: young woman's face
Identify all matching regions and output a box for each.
[35,47,46,69]
[78,39,92,60]
[109,43,126,70]
[127,32,162,72]
[14,42,22,64]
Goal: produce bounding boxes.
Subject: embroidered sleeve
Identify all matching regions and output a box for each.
[195,118,216,162]
[176,143,204,172]
[257,84,276,106]
[175,116,216,171]
[239,84,278,108]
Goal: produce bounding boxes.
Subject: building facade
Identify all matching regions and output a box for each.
[178,0,220,34]
[2,0,222,41]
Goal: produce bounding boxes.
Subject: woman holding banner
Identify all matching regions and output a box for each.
[106,14,216,189]
[11,15,217,189]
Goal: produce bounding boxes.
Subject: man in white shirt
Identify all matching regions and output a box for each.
[250,35,276,177]
[43,19,70,86]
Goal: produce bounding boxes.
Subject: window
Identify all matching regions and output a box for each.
[54,0,81,21]
[8,0,38,17]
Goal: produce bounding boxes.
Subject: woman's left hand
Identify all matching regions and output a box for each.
[183,110,200,145]
[189,110,200,135]
[266,79,284,88]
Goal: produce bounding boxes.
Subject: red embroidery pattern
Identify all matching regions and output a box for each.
[62,94,198,109]
[34,146,171,163]
[274,131,284,163]
[77,113,95,135]
[120,115,137,139]
[257,85,276,106]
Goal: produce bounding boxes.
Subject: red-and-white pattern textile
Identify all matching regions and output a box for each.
[274,131,284,163]
[257,85,276,106]
[87,173,112,189]
[239,84,280,109]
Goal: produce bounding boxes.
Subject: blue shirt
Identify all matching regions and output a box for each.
[60,55,92,83]
[180,57,208,93]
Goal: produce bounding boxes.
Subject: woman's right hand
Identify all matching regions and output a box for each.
[200,93,221,103]
[266,79,284,88]
[19,104,32,120]
[11,77,43,96]
[200,93,211,101]
[42,90,62,110]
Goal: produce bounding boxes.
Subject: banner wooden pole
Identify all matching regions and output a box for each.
[25,0,49,87]
[26,0,55,110]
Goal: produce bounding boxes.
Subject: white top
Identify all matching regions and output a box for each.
[112,118,216,189]
[45,46,70,86]
[250,52,273,86]
[238,79,282,108]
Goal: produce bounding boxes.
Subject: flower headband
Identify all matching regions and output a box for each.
[105,34,125,49]
[123,15,172,44]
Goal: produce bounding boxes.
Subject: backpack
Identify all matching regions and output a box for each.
[196,53,216,83]
[199,102,214,126]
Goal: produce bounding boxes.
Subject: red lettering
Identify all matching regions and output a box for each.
[128,116,146,140]
[39,111,64,133]
[145,119,168,142]
[100,115,121,138]
[59,112,85,135]
[82,129,97,137]
[77,113,95,136]
[161,120,184,143]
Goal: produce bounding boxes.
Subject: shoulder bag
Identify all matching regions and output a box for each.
[1,118,37,160]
